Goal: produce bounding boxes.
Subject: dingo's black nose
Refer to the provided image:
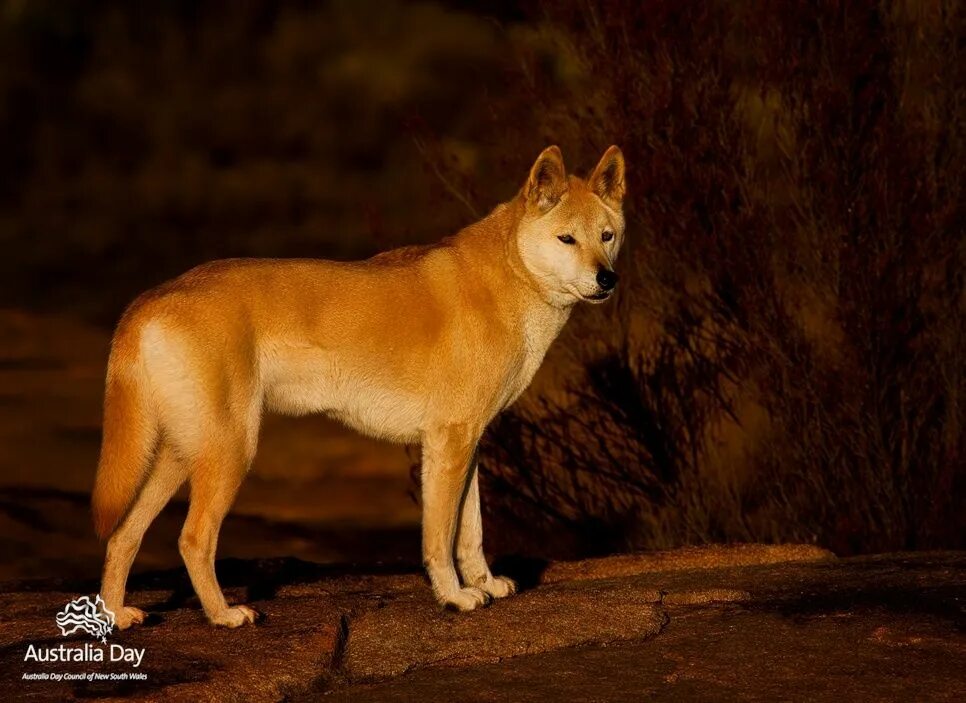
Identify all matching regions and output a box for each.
[596,268,618,291]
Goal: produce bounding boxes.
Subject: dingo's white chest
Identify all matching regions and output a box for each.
[500,303,571,408]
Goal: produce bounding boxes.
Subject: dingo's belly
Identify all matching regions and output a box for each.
[260,342,426,443]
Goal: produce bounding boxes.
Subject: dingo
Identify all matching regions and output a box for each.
[92,145,626,627]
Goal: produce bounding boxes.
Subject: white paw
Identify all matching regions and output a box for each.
[480,575,517,599]
[209,604,259,628]
[114,606,146,630]
[439,586,492,612]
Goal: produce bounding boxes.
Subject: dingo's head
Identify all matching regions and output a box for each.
[516,145,626,306]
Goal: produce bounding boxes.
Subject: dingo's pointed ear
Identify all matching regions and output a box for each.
[589,145,626,206]
[525,145,567,213]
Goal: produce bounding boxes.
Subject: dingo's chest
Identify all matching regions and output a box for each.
[499,303,571,408]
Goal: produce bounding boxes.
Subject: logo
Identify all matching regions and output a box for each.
[21,595,146,678]
[55,595,115,644]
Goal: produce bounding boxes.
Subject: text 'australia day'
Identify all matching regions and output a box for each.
[24,643,145,668]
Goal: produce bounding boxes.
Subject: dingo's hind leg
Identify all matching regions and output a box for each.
[100,442,187,629]
[178,443,257,627]
[456,465,517,599]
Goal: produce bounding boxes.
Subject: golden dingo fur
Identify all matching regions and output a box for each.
[92,145,626,627]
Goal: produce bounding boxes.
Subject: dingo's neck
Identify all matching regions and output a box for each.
[452,199,574,401]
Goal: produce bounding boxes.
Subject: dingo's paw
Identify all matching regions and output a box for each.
[209,604,259,628]
[481,575,517,599]
[440,586,492,612]
[114,606,146,630]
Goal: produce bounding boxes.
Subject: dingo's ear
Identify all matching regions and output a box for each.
[589,145,626,206]
[525,145,567,213]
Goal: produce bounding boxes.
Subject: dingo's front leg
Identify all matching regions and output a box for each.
[421,425,491,612]
[456,465,517,599]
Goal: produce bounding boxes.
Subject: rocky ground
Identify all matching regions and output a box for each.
[2,544,964,702]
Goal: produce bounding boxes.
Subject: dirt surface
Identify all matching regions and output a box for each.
[2,546,964,702]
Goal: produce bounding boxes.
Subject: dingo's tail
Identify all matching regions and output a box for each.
[91,353,156,539]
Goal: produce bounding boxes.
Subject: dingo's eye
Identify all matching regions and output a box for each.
[602,230,614,242]
[557,234,576,245]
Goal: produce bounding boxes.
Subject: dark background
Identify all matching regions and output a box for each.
[0,0,963,582]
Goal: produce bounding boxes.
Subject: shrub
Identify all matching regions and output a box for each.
[476,0,965,557]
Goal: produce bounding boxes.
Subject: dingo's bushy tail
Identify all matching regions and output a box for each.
[91,343,156,539]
